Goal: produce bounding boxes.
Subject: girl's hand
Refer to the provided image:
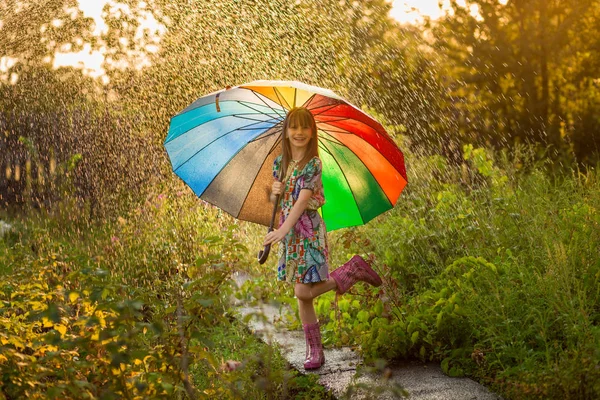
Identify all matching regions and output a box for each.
[271,181,282,196]
[263,228,287,246]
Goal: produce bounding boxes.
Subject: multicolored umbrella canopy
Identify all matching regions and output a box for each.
[165,80,407,231]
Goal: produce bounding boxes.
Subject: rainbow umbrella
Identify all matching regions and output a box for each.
[165,81,407,260]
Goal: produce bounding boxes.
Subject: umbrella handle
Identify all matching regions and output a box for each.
[257,234,272,265]
[257,194,280,265]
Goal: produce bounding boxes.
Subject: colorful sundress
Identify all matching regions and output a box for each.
[273,155,329,284]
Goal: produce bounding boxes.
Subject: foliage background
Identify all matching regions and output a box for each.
[1,0,599,399]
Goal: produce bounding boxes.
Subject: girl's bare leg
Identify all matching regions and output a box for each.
[295,279,337,324]
[297,297,318,324]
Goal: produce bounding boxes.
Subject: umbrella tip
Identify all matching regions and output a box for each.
[215,86,232,112]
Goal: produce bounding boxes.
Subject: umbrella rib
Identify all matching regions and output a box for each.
[322,116,387,138]
[313,104,390,132]
[319,131,395,206]
[248,122,283,143]
[293,88,297,108]
[312,103,390,138]
[245,89,288,119]
[303,94,317,108]
[194,131,282,205]
[236,135,283,213]
[166,113,233,145]
[169,97,255,127]
[234,100,285,120]
[273,87,291,110]
[233,113,280,125]
[172,119,272,173]
[166,101,280,144]
[319,128,348,147]
[317,121,403,168]
[318,140,364,224]
[169,116,276,157]
[173,85,282,120]
[318,127,405,186]
[317,140,334,157]
[309,103,339,116]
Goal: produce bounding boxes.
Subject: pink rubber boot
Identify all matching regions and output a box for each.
[330,255,383,295]
[303,322,325,370]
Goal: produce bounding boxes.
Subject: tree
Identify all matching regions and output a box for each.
[430,0,600,161]
[0,0,159,214]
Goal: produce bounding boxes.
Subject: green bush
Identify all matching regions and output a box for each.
[0,190,329,399]
[313,145,600,399]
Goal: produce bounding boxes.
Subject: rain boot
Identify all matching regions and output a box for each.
[303,322,325,370]
[330,255,383,295]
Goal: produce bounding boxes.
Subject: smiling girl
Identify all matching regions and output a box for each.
[263,107,383,370]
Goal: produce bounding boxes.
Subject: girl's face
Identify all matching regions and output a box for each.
[286,124,313,150]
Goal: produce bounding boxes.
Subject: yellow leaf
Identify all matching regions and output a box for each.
[0,354,8,363]
[42,317,54,328]
[95,311,107,328]
[134,359,143,366]
[9,337,25,350]
[55,324,67,336]
[91,332,99,341]
[69,292,79,303]
[37,344,59,355]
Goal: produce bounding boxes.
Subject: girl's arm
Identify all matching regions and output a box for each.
[263,189,312,246]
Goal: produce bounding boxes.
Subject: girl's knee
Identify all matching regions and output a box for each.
[294,284,313,301]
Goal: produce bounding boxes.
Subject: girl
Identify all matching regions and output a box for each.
[263,107,383,370]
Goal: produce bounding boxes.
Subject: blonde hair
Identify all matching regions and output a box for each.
[279,107,319,181]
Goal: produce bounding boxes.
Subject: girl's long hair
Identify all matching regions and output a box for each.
[279,107,319,181]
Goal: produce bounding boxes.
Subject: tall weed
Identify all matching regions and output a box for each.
[323,145,600,399]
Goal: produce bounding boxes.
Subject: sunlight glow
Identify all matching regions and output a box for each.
[53,44,106,78]
[77,1,109,36]
[1,56,18,83]
[50,0,166,83]
[390,0,484,24]
[0,56,17,73]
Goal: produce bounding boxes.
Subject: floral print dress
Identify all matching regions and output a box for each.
[273,155,329,284]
